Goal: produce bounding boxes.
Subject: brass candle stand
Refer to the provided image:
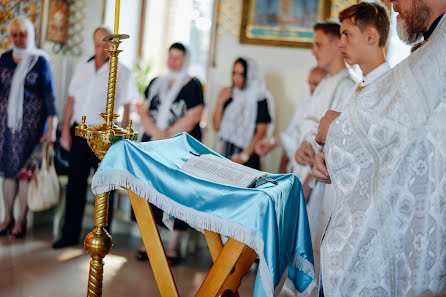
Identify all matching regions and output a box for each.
[75,33,138,297]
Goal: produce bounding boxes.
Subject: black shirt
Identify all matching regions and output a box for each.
[142,77,204,141]
[423,13,444,40]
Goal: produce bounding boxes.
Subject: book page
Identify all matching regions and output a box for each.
[181,154,266,188]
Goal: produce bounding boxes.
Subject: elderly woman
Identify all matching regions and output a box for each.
[136,42,204,264]
[0,17,57,238]
[212,57,274,170]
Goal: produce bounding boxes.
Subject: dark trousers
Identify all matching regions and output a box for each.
[60,124,114,242]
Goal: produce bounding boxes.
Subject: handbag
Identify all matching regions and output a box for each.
[28,142,60,211]
[19,142,43,180]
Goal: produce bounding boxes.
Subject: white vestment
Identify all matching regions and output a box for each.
[300,69,355,247]
[311,62,391,254]
[280,97,314,181]
[281,69,355,182]
[279,69,355,297]
[322,15,446,297]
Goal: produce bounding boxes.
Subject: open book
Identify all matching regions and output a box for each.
[181,154,276,188]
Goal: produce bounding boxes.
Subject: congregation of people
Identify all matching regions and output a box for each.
[1,0,446,296]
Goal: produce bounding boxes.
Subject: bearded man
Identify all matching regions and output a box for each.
[312,0,446,296]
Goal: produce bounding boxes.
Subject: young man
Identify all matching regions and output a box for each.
[314,2,391,147]
[313,0,446,296]
[293,22,356,173]
[276,23,356,297]
[53,27,139,249]
[284,4,392,296]
[276,23,356,172]
[258,23,354,199]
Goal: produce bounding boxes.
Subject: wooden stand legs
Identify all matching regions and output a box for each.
[127,190,257,297]
[128,190,179,297]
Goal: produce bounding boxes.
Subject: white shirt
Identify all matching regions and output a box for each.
[68,57,139,126]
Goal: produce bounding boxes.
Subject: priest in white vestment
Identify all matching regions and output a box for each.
[312,1,446,296]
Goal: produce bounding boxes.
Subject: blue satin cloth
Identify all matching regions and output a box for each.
[91,133,314,297]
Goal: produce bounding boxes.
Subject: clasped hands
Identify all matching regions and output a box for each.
[298,110,340,184]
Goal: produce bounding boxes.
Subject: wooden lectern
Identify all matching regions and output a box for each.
[128,189,258,297]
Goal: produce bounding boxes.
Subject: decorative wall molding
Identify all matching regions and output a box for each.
[329,0,359,19]
[217,0,241,36]
[49,0,86,56]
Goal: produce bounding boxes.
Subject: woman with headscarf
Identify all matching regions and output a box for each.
[139,42,204,142]
[0,17,57,238]
[136,42,204,264]
[212,57,274,170]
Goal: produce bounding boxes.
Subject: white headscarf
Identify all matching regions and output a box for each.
[7,16,49,132]
[146,44,191,131]
[219,57,275,149]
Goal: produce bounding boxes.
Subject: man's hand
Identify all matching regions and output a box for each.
[135,101,144,115]
[60,128,71,151]
[302,173,313,203]
[255,138,276,156]
[231,153,244,164]
[312,152,331,184]
[315,110,341,146]
[295,141,315,166]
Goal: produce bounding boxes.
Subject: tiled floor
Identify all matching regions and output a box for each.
[0,221,257,297]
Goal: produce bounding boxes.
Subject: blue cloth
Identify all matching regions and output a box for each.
[92,133,314,297]
[0,50,57,177]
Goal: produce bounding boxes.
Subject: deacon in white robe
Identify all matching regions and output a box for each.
[295,5,393,296]
[279,22,355,297]
[306,60,391,260]
[296,67,355,246]
[313,2,446,296]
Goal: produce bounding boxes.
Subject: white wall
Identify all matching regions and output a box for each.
[204,0,317,173]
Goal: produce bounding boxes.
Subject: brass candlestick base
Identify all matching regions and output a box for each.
[76,33,138,297]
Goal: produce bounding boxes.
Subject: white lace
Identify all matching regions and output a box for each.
[322,15,446,297]
[147,46,191,131]
[219,57,275,149]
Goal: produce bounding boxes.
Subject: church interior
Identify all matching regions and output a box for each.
[2,0,443,296]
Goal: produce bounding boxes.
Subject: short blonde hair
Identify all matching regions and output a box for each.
[6,17,30,35]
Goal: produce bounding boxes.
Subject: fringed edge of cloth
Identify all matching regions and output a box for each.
[92,169,279,296]
[291,253,315,279]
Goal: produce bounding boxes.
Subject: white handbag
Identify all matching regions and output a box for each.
[28,142,60,211]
